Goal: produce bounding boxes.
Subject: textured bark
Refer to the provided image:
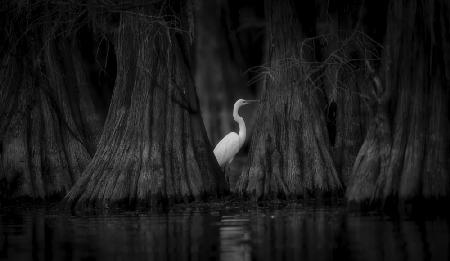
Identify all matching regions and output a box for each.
[345,80,391,204]
[0,29,105,200]
[334,76,368,188]
[237,0,342,199]
[322,1,371,188]
[347,0,450,206]
[334,77,368,186]
[65,5,226,208]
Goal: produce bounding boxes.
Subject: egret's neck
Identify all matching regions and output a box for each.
[233,105,246,148]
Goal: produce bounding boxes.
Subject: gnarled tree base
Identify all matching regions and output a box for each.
[64,7,226,209]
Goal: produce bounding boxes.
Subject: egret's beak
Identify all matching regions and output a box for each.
[244,100,259,104]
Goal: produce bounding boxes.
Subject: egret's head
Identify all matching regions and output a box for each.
[233,99,259,120]
[234,99,259,108]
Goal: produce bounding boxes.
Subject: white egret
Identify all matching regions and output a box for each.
[213,99,258,181]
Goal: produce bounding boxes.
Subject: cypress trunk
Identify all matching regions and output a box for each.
[333,74,369,188]
[0,29,104,200]
[65,5,226,209]
[237,0,342,199]
[324,1,371,188]
[347,0,450,207]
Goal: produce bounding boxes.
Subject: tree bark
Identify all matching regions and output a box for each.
[0,27,104,200]
[65,4,226,209]
[316,0,372,188]
[333,75,369,188]
[347,0,450,207]
[237,0,342,199]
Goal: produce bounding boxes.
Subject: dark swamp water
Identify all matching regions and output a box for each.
[0,203,448,261]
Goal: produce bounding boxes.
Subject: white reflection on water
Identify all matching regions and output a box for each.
[219,216,251,261]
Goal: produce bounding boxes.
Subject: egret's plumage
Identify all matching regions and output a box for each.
[213,132,240,167]
[213,99,258,168]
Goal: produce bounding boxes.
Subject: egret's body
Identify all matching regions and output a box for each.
[213,99,257,168]
[213,132,241,167]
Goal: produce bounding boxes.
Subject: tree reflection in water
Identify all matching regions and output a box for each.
[0,207,448,261]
